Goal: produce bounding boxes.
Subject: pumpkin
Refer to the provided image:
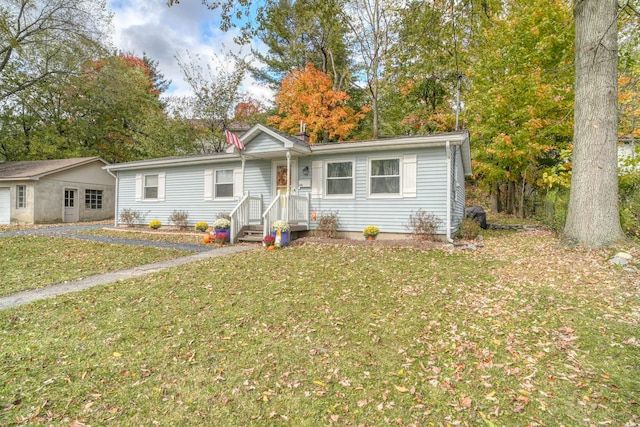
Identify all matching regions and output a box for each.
[203,234,211,243]
[267,245,276,250]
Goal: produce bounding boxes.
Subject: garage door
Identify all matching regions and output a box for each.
[0,188,9,224]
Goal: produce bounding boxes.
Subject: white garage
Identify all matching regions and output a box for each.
[0,187,9,224]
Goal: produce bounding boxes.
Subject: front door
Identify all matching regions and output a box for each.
[63,189,79,223]
[272,159,298,217]
[272,159,298,197]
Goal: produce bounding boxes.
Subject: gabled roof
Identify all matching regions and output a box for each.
[0,157,108,182]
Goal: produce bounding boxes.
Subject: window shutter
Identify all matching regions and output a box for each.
[311,160,323,199]
[233,168,244,198]
[402,154,417,198]
[157,172,166,201]
[135,174,142,201]
[204,169,213,200]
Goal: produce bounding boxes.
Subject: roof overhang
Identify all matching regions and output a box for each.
[103,154,239,172]
[0,157,109,182]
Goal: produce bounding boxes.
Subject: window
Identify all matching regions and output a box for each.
[85,189,103,209]
[64,189,74,207]
[215,169,234,199]
[144,174,158,199]
[16,185,25,208]
[326,161,353,196]
[370,158,400,195]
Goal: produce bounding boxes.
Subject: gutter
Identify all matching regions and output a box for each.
[105,169,119,227]
[446,140,453,243]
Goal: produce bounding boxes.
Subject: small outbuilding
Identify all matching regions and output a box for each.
[0,157,115,225]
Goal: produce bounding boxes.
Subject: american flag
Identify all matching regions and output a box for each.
[225,128,245,150]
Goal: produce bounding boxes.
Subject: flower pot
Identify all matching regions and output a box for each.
[366,235,375,241]
[271,230,290,246]
[214,229,230,243]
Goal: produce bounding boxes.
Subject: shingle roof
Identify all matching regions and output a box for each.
[0,157,105,180]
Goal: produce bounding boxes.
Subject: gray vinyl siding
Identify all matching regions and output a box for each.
[244,134,286,156]
[116,162,242,226]
[307,147,448,234]
[244,159,272,205]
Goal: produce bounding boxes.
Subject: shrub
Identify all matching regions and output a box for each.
[194,222,209,232]
[405,209,441,241]
[120,208,145,226]
[317,211,339,238]
[148,219,162,230]
[168,210,189,228]
[456,218,481,240]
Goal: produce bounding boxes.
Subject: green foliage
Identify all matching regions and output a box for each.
[456,218,482,240]
[405,209,441,241]
[168,210,189,228]
[120,209,145,226]
[466,1,574,212]
[316,210,339,238]
[194,222,209,232]
[148,220,162,230]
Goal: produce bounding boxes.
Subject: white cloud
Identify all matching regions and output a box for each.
[107,0,274,103]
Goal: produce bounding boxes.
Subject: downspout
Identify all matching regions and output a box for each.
[286,151,291,222]
[106,169,118,227]
[446,140,453,243]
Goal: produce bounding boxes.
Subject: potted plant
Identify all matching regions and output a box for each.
[213,217,231,243]
[271,220,291,246]
[194,221,209,232]
[363,225,380,240]
[263,235,276,250]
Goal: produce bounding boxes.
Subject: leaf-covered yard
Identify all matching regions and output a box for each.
[0,231,638,426]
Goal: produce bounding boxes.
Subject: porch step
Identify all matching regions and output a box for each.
[237,227,264,243]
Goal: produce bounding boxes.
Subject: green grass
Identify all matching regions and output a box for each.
[0,236,191,297]
[0,232,638,426]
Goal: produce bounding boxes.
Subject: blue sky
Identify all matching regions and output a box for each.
[107,0,272,101]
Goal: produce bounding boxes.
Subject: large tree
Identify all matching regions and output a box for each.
[0,0,110,102]
[268,63,368,143]
[563,0,625,247]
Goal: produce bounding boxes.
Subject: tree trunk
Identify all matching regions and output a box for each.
[564,0,624,247]
[490,183,501,212]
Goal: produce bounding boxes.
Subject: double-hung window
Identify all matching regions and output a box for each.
[214,169,234,199]
[16,185,26,208]
[144,175,158,200]
[326,161,353,197]
[85,189,103,209]
[370,158,400,195]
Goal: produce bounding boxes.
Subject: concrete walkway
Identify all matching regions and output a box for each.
[0,225,256,310]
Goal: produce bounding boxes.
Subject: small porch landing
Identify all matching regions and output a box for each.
[237,224,308,243]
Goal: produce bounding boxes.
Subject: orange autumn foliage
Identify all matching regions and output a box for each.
[268,63,369,143]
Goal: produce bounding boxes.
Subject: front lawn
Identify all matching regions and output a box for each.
[0,231,638,426]
[0,236,191,297]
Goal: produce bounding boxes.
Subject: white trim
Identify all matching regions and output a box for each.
[140,173,165,202]
[204,169,213,201]
[233,167,244,199]
[402,154,417,198]
[368,156,402,199]
[324,158,355,199]
[311,160,323,199]
[213,168,235,200]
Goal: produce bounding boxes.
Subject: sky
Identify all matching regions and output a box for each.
[107,0,274,103]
